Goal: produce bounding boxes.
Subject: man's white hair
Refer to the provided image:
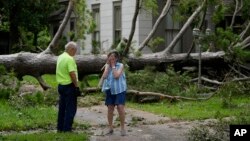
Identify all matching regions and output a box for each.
[65,41,77,50]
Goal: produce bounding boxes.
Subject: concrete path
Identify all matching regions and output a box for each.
[75,105,194,141]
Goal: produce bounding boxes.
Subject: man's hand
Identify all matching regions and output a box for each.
[75,87,81,97]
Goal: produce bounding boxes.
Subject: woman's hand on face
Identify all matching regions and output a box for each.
[106,56,111,64]
[106,60,110,65]
[107,53,116,67]
[110,59,116,67]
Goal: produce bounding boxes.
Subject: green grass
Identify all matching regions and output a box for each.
[127,96,250,121]
[22,74,100,88]
[85,74,100,87]
[22,75,57,88]
[0,132,88,141]
[0,100,89,140]
[0,100,57,131]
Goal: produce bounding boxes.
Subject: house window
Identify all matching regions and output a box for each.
[92,4,100,47]
[113,2,121,45]
[165,6,182,53]
[70,21,74,31]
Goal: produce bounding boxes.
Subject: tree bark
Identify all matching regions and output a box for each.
[124,0,141,55]
[230,0,243,28]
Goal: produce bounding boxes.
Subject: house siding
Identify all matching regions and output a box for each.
[138,9,153,49]
[83,0,140,54]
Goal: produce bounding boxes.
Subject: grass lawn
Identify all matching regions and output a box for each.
[0,132,88,141]
[22,75,58,88]
[0,100,89,140]
[0,100,57,131]
[127,96,250,121]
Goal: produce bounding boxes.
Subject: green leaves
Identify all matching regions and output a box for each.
[127,66,192,96]
[176,0,199,22]
[214,27,239,50]
[212,4,227,24]
[142,0,158,16]
[74,0,94,39]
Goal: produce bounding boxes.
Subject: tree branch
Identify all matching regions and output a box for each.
[229,65,248,78]
[41,0,74,55]
[239,21,250,40]
[137,0,172,51]
[124,0,141,55]
[162,0,207,54]
[242,42,250,49]
[232,77,250,82]
[201,76,223,85]
[230,0,239,28]
[191,77,223,85]
[81,87,216,101]
[240,36,250,47]
[35,75,51,90]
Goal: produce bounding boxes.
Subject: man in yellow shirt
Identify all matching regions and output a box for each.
[56,41,79,132]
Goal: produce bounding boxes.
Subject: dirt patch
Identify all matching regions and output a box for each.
[75,104,197,141]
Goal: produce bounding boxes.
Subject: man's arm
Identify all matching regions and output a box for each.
[69,71,78,87]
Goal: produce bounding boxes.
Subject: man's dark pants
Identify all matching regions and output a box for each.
[57,83,77,132]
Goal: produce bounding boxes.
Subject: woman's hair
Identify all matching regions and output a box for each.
[108,50,119,59]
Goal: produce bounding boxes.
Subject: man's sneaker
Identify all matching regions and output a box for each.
[121,129,126,136]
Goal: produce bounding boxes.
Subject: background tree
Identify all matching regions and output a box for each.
[0,0,58,53]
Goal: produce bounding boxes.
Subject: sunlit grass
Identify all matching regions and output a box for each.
[83,74,100,87]
[127,96,250,121]
[22,74,57,88]
[23,74,100,88]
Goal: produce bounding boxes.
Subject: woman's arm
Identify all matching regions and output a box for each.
[98,64,110,87]
[112,64,124,79]
[101,64,110,79]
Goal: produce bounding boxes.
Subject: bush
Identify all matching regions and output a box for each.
[0,65,20,100]
[9,88,58,109]
[188,123,229,141]
[0,88,15,100]
[127,66,195,97]
[217,81,250,108]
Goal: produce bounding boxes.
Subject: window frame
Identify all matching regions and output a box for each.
[113,1,122,45]
[92,4,101,47]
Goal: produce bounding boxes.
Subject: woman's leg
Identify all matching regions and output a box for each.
[117,104,125,132]
[107,105,115,130]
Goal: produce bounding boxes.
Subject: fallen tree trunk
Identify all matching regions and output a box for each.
[0,51,226,90]
[127,51,225,71]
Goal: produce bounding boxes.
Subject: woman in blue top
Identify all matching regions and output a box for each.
[99,50,127,136]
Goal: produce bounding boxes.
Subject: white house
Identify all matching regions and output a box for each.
[83,0,202,54]
[82,0,153,54]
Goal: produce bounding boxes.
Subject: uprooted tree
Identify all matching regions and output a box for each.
[0,0,249,100]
